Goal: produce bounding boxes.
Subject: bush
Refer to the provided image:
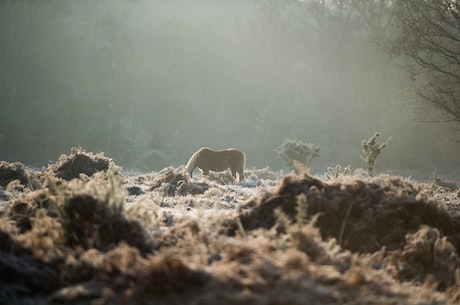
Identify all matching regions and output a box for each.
[361,133,391,176]
[276,138,320,172]
[325,164,351,180]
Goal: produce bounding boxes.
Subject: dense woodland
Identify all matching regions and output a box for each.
[0,0,458,176]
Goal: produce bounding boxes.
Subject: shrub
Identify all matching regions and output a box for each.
[361,133,391,176]
[325,164,351,180]
[276,138,320,172]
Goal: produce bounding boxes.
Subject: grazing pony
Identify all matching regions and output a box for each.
[186,147,245,181]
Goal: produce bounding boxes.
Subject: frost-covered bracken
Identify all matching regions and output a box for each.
[0,149,459,304]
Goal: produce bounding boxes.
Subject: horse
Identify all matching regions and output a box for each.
[186,147,245,181]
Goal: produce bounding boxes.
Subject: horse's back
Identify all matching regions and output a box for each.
[197,147,244,168]
[200,147,244,160]
[197,147,228,170]
[225,148,245,164]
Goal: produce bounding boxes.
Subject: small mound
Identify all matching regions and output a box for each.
[384,226,460,290]
[150,167,188,193]
[0,161,29,188]
[44,148,114,180]
[0,229,61,295]
[127,185,145,196]
[59,188,151,253]
[135,254,210,295]
[8,189,56,232]
[208,171,235,184]
[237,173,460,292]
[176,181,209,196]
[48,246,210,304]
[238,174,457,253]
[150,167,209,196]
[0,246,61,294]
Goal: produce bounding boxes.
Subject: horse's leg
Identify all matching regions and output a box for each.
[237,163,244,182]
[230,168,237,180]
[237,170,244,182]
[202,168,209,177]
[189,166,196,178]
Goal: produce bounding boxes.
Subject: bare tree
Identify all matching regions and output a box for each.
[347,0,394,42]
[386,0,460,125]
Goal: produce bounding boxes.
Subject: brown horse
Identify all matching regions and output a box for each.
[186,147,245,181]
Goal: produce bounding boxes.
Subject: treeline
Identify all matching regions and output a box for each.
[0,0,457,174]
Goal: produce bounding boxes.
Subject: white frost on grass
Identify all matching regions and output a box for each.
[122,167,282,235]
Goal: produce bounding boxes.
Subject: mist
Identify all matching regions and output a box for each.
[0,0,458,177]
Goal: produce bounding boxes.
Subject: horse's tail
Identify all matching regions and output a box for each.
[186,150,200,176]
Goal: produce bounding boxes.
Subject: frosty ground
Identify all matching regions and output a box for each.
[0,149,459,305]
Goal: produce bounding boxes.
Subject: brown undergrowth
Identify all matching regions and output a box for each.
[0,150,459,304]
[0,161,29,188]
[43,146,119,181]
[238,173,460,292]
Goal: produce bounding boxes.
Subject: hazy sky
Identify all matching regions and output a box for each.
[126,0,257,26]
